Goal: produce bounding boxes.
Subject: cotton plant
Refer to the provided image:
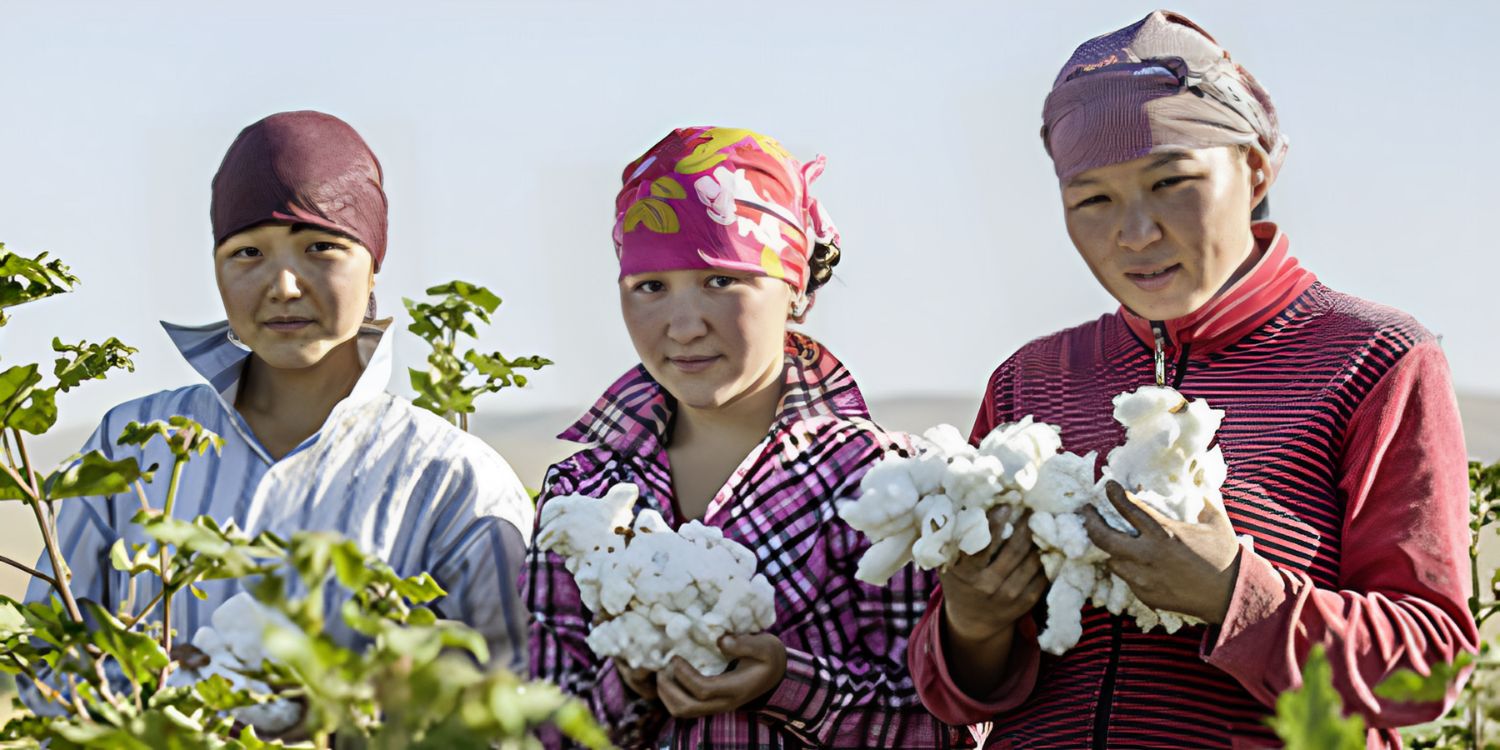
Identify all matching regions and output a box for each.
[839,419,1063,585]
[537,483,777,674]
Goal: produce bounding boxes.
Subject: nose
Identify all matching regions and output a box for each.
[665,292,708,345]
[267,264,303,303]
[1117,201,1163,253]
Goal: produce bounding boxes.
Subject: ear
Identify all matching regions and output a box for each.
[788,292,814,323]
[1244,148,1270,208]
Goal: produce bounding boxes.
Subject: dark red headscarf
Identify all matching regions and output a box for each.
[210,111,388,269]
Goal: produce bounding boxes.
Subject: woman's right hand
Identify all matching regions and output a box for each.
[614,657,659,700]
[939,506,1048,642]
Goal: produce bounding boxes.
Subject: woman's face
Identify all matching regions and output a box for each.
[1061,146,1266,321]
[214,223,375,370]
[619,269,792,412]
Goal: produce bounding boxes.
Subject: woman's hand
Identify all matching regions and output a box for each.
[1083,480,1243,623]
[613,657,660,700]
[655,633,787,719]
[939,506,1048,641]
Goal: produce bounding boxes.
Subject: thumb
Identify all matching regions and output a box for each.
[718,633,770,659]
[1197,497,1232,528]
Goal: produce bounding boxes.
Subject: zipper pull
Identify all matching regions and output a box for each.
[1152,323,1167,387]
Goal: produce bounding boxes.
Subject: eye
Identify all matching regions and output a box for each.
[705,275,737,289]
[1072,195,1110,210]
[307,241,345,253]
[633,280,664,293]
[1153,175,1194,190]
[230,246,262,258]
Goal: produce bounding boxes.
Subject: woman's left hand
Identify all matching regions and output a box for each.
[1082,480,1243,624]
[656,633,788,719]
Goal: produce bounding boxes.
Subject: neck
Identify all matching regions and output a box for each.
[236,337,365,439]
[672,362,785,449]
[1216,229,1264,298]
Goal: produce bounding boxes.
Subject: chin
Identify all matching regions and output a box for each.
[249,343,335,371]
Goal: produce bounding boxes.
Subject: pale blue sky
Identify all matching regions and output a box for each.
[1,0,1496,443]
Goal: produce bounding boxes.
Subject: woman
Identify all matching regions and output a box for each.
[523,127,958,748]
[908,12,1477,748]
[24,111,534,688]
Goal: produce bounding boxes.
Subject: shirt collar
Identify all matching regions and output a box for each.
[1121,223,1318,355]
[160,318,395,408]
[559,331,870,455]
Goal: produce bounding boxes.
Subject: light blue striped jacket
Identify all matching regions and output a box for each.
[24,320,535,679]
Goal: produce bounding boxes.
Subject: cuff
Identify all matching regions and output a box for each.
[1200,543,1291,671]
[759,646,830,736]
[910,588,1040,723]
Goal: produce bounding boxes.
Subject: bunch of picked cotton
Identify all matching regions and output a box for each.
[840,419,1063,585]
[1087,385,1231,635]
[536,483,777,674]
[1024,385,1232,653]
[167,592,303,734]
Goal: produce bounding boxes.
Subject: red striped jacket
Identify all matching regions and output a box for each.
[910,225,1478,749]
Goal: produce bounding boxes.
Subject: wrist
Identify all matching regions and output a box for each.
[1205,545,1245,625]
[942,597,1017,644]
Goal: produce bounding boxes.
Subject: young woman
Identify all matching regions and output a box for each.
[24,111,534,689]
[523,127,958,748]
[908,12,1478,748]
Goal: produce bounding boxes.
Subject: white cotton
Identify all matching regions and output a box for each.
[165,592,303,735]
[842,420,1055,585]
[1036,560,1098,656]
[537,484,778,675]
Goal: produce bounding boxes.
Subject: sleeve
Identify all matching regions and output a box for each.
[521,459,668,750]
[423,445,536,673]
[754,432,964,748]
[18,416,128,715]
[1201,338,1480,727]
[911,360,1045,725]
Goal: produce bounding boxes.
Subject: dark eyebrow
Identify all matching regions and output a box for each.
[1145,151,1194,170]
[288,222,359,243]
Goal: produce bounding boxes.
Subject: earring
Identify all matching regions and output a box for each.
[226,327,249,350]
[791,297,809,319]
[1254,169,1266,185]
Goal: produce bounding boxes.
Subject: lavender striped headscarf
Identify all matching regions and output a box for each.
[1041,11,1287,186]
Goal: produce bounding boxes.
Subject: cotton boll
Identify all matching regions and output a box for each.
[543,485,778,675]
[978,417,1063,492]
[1025,451,1099,515]
[169,594,303,735]
[1037,561,1098,655]
[537,484,640,560]
[954,505,992,556]
[920,424,974,457]
[854,528,918,585]
[910,494,959,569]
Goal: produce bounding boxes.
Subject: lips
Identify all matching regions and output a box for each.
[262,316,314,332]
[668,355,720,374]
[1124,263,1181,292]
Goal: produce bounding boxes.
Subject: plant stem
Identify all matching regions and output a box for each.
[0,553,57,590]
[13,429,82,622]
[157,455,188,684]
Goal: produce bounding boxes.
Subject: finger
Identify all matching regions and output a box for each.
[1197,497,1233,529]
[1019,567,1050,607]
[1083,505,1139,558]
[1103,481,1166,537]
[998,549,1044,601]
[655,672,700,718]
[986,510,1032,567]
[668,657,735,703]
[952,506,1013,572]
[717,633,769,661]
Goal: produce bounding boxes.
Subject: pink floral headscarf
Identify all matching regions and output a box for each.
[613,127,840,295]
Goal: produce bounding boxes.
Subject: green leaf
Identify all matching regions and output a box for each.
[43,451,146,500]
[394,572,446,603]
[51,337,138,392]
[84,601,168,685]
[0,365,57,435]
[1268,644,1367,750]
[0,248,79,325]
[116,417,223,459]
[1375,652,1475,703]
